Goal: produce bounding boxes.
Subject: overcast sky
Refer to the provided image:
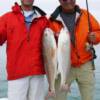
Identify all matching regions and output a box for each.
[0,0,100,19]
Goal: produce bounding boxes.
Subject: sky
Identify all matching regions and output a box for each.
[0,0,100,18]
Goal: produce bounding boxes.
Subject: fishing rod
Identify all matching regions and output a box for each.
[86,0,97,69]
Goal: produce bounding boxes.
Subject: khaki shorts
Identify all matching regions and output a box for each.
[50,61,95,100]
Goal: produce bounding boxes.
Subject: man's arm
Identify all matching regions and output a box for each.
[0,14,7,45]
[87,13,100,44]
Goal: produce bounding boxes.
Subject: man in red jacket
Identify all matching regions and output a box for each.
[0,0,48,100]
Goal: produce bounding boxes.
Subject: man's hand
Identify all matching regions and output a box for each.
[45,89,56,100]
[87,32,96,43]
[60,84,70,93]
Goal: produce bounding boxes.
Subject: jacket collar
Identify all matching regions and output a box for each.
[50,5,82,21]
[50,5,82,31]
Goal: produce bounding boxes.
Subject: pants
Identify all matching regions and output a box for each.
[51,61,95,100]
[8,75,48,100]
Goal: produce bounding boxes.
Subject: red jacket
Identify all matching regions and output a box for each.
[0,3,48,80]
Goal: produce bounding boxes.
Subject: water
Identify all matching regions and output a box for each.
[0,81,8,98]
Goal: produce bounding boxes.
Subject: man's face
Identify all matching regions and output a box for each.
[59,0,76,10]
[21,0,34,6]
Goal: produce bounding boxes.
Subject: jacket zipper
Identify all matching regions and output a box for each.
[26,18,37,42]
[26,22,33,42]
[27,32,30,42]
